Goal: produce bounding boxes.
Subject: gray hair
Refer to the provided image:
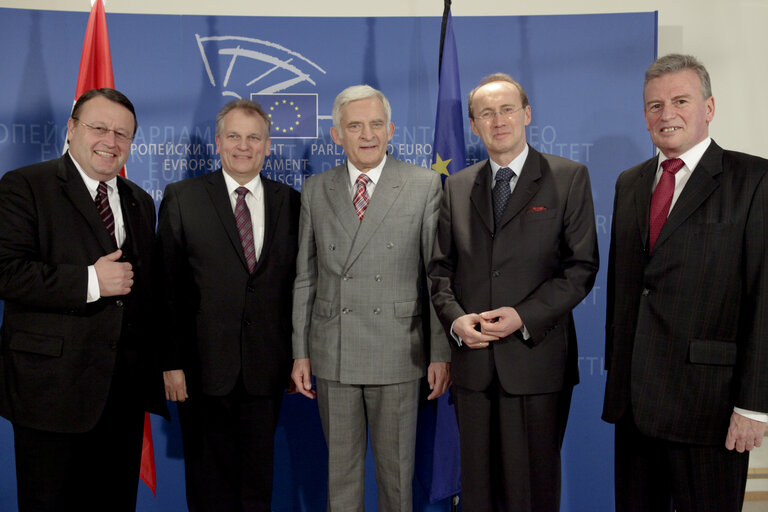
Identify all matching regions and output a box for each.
[331,85,392,132]
[216,99,272,135]
[645,54,712,99]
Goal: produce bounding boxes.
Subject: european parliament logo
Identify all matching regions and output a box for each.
[252,93,318,139]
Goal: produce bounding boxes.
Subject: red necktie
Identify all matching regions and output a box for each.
[234,187,257,273]
[353,174,371,221]
[649,157,684,253]
[95,181,117,247]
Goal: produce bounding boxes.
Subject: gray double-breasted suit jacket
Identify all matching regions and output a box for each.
[292,157,450,384]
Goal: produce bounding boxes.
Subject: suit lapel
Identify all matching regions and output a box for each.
[632,157,658,252]
[654,142,722,251]
[470,161,494,233]
[116,178,141,250]
[344,159,405,269]
[204,170,251,272]
[497,148,541,229]
[258,177,285,270]
[57,155,116,253]
[325,165,360,240]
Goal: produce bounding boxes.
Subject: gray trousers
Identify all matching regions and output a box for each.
[316,377,420,512]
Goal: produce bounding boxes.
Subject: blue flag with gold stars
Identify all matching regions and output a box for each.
[252,93,318,139]
[415,3,463,505]
[430,10,466,178]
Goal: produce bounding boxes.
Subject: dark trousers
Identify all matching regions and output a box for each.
[614,414,749,512]
[178,379,282,512]
[454,378,572,512]
[13,372,145,512]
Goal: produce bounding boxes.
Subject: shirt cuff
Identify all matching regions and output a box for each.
[449,319,463,347]
[86,265,100,303]
[733,407,768,423]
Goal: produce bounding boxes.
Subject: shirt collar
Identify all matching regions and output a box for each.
[68,151,119,199]
[658,137,712,173]
[490,144,529,181]
[347,154,386,188]
[222,171,263,198]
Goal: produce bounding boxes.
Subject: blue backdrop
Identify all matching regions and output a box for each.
[0,8,657,511]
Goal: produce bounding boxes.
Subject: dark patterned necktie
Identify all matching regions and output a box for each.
[492,167,515,228]
[649,158,684,253]
[234,186,257,273]
[353,173,371,221]
[95,181,117,246]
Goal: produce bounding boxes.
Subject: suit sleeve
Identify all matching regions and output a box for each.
[291,177,318,359]
[155,183,196,371]
[422,172,451,363]
[735,168,768,412]
[514,164,599,340]
[0,170,87,310]
[428,176,468,345]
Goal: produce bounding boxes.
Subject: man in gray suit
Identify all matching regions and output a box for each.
[291,85,451,512]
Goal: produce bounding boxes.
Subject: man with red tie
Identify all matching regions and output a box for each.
[603,54,768,512]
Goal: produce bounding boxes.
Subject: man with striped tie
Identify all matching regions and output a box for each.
[0,88,167,511]
[291,85,451,511]
[156,99,300,511]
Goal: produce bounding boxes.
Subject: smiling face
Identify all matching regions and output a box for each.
[66,95,134,181]
[330,96,394,173]
[469,81,531,165]
[215,108,271,184]
[644,69,715,158]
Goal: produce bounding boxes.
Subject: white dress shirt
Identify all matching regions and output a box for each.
[70,153,126,304]
[222,171,265,262]
[346,155,386,199]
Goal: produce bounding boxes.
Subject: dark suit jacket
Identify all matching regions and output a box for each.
[0,154,167,433]
[603,140,768,445]
[429,146,599,394]
[156,169,300,396]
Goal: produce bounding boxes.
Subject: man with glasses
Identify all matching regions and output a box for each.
[0,88,167,511]
[429,73,599,512]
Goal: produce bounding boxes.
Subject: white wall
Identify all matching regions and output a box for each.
[3,0,765,158]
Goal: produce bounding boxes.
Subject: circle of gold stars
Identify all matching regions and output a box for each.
[267,99,302,134]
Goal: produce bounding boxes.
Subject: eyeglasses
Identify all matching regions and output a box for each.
[474,106,525,122]
[72,118,134,144]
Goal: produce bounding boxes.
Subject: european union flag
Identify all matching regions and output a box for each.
[251,93,318,139]
[415,1,464,505]
[430,7,466,178]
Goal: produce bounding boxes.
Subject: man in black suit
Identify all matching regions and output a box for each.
[0,88,167,511]
[603,54,768,512]
[429,73,599,511]
[156,99,300,511]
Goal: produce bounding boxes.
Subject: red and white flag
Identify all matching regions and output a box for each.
[76,0,156,496]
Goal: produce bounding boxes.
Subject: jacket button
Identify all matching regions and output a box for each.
[373,308,381,315]
[329,244,336,251]
[342,308,351,314]
[492,270,500,277]
[375,275,382,282]
[115,300,124,307]
[642,288,650,296]
[386,242,394,249]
